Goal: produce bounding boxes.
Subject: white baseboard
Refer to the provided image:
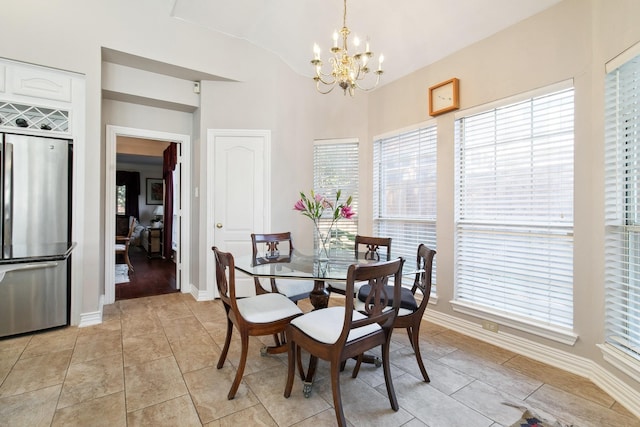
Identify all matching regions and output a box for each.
[78,294,104,328]
[424,310,640,418]
[189,284,212,301]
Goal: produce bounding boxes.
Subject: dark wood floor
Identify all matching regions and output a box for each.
[115,245,178,301]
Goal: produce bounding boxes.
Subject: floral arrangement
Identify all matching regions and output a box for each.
[294,189,355,257]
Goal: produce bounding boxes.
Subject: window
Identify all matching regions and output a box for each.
[115,171,140,218]
[373,124,437,289]
[116,185,126,215]
[604,51,640,365]
[454,82,575,339]
[313,139,358,249]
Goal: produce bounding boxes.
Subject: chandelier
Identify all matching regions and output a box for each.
[311,0,384,96]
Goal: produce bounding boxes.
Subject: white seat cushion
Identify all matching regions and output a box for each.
[327,280,367,295]
[290,307,381,344]
[354,298,410,316]
[114,244,126,251]
[236,292,302,323]
[275,279,315,298]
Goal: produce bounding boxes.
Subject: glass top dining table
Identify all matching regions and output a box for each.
[233,249,410,309]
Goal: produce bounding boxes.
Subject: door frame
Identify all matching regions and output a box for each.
[105,125,191,305]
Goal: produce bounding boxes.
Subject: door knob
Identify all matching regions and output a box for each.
[216,223,223,228]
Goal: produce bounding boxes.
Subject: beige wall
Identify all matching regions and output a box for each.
[366,0,640,397]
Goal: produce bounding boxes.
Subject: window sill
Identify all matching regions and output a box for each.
[450,300,578,346]
[598,343,640,383]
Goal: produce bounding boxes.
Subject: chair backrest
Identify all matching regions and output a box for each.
[212,246,237,310]
[116,217,136,251]
[355,235,392,261]
[251,232,294,259]
[126,217,135,239]
[411,244,436,315]
[342,257,404,342]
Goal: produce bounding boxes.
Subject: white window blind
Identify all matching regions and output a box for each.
[604,53,640,361]
[454,86,575,329]
[373,125,437,288]
[313,139,359,249]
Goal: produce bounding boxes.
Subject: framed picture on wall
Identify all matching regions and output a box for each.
[146,178,163,205]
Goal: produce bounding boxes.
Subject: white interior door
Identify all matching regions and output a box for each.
[208,129,270,297]
[172,153,182,290]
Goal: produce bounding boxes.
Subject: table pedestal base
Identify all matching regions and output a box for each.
[309,280,330,309]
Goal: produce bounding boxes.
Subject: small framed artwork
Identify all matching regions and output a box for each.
[146,178,163,205]
[429,78,460,116]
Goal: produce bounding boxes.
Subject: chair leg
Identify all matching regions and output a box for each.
[284,339,296,398]
[217,317,233,369]
[381,337,399,411]
[408,325,430,382]
[330,360,347,427]
[406,327,415,349]
[296,344,305,380]
[351,354,363,378]
[228,332,249,400]
[272,333,281,348]
[124,251,134,272]
[305,355,319,384]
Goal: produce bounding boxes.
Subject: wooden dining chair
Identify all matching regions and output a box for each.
[115,216,135,272]
[251,232,315,302]
[212,246,303,400]
[327,234,392,296]
[354,243,436,382]
[284,257,404,427]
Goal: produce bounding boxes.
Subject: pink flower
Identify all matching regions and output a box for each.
[340,205,355,219]
[293,199,306,211]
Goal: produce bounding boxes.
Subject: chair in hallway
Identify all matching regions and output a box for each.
[284,257,404,427]
[327,234,392,296]
[212,246,303,400]
[115,216,135,272]
[251,232,315,302]
[354,243,436,381]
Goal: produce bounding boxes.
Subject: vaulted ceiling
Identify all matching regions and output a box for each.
[169,0,562,86]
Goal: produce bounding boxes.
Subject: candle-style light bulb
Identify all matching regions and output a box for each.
[333,30,338,48]
[313,43,321,60]
[378,54,384,71]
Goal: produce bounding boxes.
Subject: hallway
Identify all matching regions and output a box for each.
[115,246,178,301]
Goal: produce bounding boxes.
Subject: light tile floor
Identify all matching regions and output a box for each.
[1,292,639,426]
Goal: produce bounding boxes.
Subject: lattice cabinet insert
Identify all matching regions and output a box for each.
[0,101,69,133]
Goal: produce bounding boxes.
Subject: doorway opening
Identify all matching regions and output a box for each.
[115,143,177,300]
[105,125,191,305]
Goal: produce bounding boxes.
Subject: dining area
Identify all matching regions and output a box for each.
[212,228,437,426]
[2,251,630,426]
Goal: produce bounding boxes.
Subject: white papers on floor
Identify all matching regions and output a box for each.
[115,264,129,284]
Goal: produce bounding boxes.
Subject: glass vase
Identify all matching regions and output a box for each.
[315,227,331,261]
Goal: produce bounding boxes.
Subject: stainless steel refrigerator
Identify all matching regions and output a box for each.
[0,132,73,338]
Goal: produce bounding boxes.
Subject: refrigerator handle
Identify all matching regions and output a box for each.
[0,139,2,246]
[0,261,60,282]
[3,142,12,246]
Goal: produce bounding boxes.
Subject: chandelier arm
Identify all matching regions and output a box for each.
[316,80,337,94]
[353,72,383,92]
[315,73,337,85]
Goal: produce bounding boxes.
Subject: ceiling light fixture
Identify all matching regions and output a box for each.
[311,0,384,96]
